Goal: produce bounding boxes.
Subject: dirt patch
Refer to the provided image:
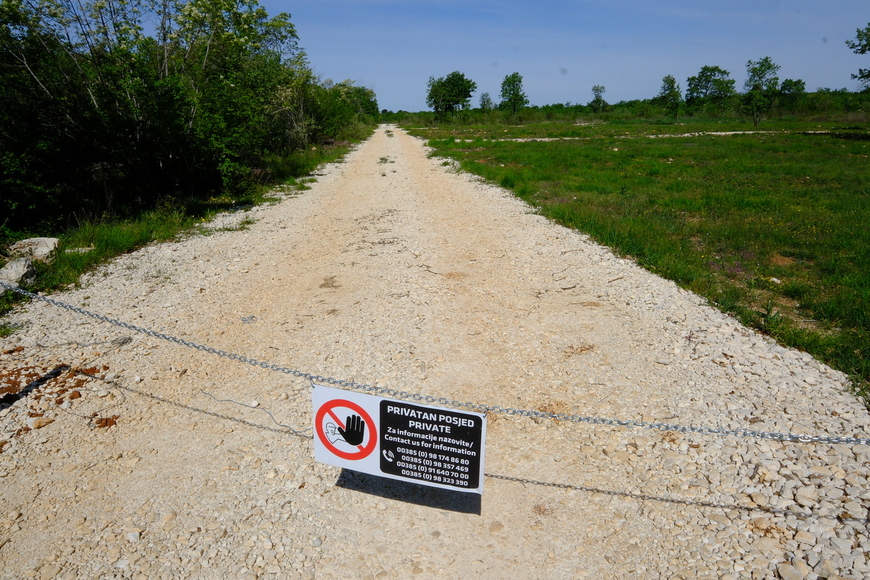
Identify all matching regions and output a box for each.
[564,344,595,357]
[92,415,119,429]
[770,253,796,267]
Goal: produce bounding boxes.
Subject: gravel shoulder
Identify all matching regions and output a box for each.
[1,125,869,579]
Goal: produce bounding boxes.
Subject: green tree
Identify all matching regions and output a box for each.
[426,71,476,119]
[0,0,374,231]
[743,57,780,126]
[685,65,736,111]
[499,72,528,116]
[267,51,322,149]
[846,23,870,84]
[306,79,378,144]
[779,78,807,112]
[657,75,683,120]
[479,92,493,111]
[589,84,607,113]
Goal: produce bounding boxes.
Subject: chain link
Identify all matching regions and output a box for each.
[3,281,869,446]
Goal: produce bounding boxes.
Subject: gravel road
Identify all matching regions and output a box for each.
[1,125,869,579]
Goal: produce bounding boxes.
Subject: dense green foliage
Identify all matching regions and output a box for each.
[686,65,736,113]
[425,71,476,119]
[589,85,607,114]
[846,22,870,84]
[0,0,377,234]
[408,120,870,401]
[743,57,782,126]
[399,54,869,129]
[499,72,528,116]
[656,75,683,120]
[385,84,870,128]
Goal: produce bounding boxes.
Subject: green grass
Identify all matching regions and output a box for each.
[0,321,15,338]
[408,117,862,141]
[0,134,371,321]
[409,120,870,402]
[37,206,192,288]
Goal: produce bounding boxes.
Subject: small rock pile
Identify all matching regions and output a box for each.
[0,238,59,287]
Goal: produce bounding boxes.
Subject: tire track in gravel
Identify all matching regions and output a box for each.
[1,125,869,579]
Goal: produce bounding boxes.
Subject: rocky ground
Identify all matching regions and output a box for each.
[1,125,869,579]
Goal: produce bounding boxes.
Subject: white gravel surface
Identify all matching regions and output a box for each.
[1,125,869,579]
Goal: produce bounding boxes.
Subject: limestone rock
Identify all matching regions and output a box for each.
[776,563,804,580]
[65,246,95,255]
[8,237,59,263]
[0,258,36,288]
[26,416,54,429]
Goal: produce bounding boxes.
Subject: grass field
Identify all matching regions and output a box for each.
[406,120,870,402]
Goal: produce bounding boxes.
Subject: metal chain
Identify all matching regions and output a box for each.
[199,389,312,437]
[3,281,869,446]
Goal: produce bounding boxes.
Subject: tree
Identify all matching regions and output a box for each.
[426,71,476,119]
[743,57,781,125]
[0,0,375,231]
[657,75,683,120]
[685,65,736,111]
[779,78,807,112]
[846,23,870,84]
[499,72,528,116]
[307,79,379,142]
[479,92,493,111]
[589,85,607,113]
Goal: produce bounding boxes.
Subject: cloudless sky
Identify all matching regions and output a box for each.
[259,0,870,112]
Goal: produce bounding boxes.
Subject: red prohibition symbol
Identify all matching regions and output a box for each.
[315,399,377,460]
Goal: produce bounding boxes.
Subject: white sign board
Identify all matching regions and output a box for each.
[312,384,486,494]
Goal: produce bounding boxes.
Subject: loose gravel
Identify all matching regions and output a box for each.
[1,125,869,579]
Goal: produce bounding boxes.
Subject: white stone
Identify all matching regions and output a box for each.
[776,563,803,580]
[8,238,59,263]
[0,258,35,287]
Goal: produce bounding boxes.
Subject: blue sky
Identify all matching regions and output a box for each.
[260,0,870,112]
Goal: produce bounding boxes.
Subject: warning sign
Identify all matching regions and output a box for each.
[312,385,486,494]
[314,398,377,460]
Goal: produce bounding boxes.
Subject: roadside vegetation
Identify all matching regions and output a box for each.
[1,0,377,325]
[386,80,870,128]
[386,38,870,126]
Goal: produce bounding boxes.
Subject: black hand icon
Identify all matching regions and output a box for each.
[338,414,365,446]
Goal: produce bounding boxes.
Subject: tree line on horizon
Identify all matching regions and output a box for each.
[1,0,378,235]
[394,23,870,125]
